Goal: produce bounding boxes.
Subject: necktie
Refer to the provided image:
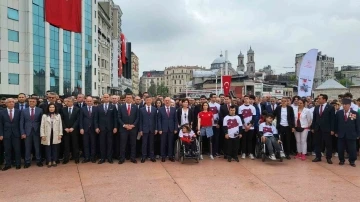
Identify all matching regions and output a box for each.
[9,109,13,121]
[88,106,91,116]
[344,111,348,121]
[147,106,150,114]
[80,103,82,108]
[127,104,131,116]
[272,105,274,111]
[320,105,323,116]
[20,105,23,111]
[68,108,72,118]
[31,108,35,121]
[105,104,108,113]
[166,107,170,117]
[227,104,230,111]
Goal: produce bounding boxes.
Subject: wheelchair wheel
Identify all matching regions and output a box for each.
[262,153,266,162]
[255,143,261,159]
[174,139,181,161]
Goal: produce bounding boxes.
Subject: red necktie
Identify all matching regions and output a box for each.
[88,107,91,116]
[227,104,230,111]
[147,107,150,114]
[31,108,35,121]
[272,105,274,111]
[9,109,13,121]
[320,105,323,116]
[127,104,131,116]
[166,107,170,117]
[344,111,348,121]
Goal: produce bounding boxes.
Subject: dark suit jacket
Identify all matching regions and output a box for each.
[20,107,43,136]
[39,101,63,115]
[192,104,202,130]
[79,106,97,132]
[94,103,118,131]
[265,104,277,114]
[334,109,360,139]
[118,103,139,132]
[158,106,178,133]
[311,103,335,132]
[75,102,87,109]
[139,106,157,133]
[62,106,80,130]
[0,109,21,138]
[176,107,194,128]
[219,104,238,127]
[274,106,295,129]
[15,102,28,110]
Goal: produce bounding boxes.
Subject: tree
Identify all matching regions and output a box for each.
[339,78,353,87]
[157,82,169,97]
[148,80,157,96]
[124,88,133,94]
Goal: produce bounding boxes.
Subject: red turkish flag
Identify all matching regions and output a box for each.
[121,33,126,64]
[45,0,82,33]
[222,75,232,96]
[118,55,122,77]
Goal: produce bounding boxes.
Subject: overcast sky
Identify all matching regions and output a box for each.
[115,0,360,76]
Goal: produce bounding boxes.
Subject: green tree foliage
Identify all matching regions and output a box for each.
[124,88,133,94]
[156,82,169,97]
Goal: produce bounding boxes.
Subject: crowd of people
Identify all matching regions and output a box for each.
[0,91,359,171]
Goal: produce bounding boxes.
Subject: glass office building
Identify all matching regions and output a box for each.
[0,0,97,96]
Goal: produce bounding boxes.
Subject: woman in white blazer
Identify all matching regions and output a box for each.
[293,99,312,161]
[40,103,63,167]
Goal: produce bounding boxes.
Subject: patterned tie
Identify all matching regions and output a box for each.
[320,105,323,116]
[344,111,348,121]
[166,107,170,117]
[127,104,131,116]
[31,108,35,121]
[147,106,150,114]
[105,104,108,113]
[9,109,13,121]
[68,108,72,118]
[20,104,23,111]
[88,106,91,116]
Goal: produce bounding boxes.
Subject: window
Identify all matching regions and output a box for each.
[94,82,97,89]
[8,30,19,42]
[8,51,19,63]
[7,8,19,21]
[8,73,19,85]
[94,25,96,33]
[95,11,96,18]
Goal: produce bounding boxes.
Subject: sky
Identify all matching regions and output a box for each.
[115,0,360,76]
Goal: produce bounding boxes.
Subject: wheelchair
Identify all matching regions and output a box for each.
[174,136,201,164]
[255,133,283,162]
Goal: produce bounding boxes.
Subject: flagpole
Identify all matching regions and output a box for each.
[225,50,228,75]
[215,74,218,95]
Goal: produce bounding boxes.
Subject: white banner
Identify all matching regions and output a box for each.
[297,49,318,97]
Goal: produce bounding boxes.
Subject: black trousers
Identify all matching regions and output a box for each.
[241,129,254,154]
[161,132,174,158]
[338,138,357,163]
[219,127,226,155]
[212,126,219,155]
[24,129,41,164]
[63,131,79,161]
[120,129,136,160]
[154,134,161,157]
[307,130,315,152]
[142,133,155,159]
[278,126,292,156]
[113,131,120,159]
[45,130,58,163]
[4,137,21,166]
[314,129,332,159]
[83,128,96,160]
[99,129,113,160]
[227,138,240,159]
[332,135,338,153]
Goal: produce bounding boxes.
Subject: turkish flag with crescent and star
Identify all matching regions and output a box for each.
[222,75,232,96]
[263,126,273,133]
[227,119,238,130]
[241,109,253,119]
[210,106,218,114]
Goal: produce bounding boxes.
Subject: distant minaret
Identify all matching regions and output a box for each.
[246,46,255,75]
[237,51,245,71]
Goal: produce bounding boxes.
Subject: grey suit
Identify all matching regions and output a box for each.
[20,107,43,163]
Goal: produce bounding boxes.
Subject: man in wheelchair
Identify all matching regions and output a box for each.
[259,114,286,161]
[179,125,197,156]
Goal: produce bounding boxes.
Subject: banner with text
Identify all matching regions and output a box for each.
[297,49,318,97]
[222,75,232,96]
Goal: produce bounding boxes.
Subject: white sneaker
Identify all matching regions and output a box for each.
[334,152,338,157]
[210,155,214,160]
[280,151,286,158]
[312,152,316,156]
[269,154,277,161]
[241,153,246,159]
[200,155,203,160]
[249,154,255,160]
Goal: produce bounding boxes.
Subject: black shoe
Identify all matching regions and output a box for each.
[2,165,11,171]
[16,165,21,170]
[108,159,113,164]
[234,158,239,162]
[228,158,231,162]
[141,158,146,163]
[91,158,96,163]
[350,163,356,167]
[327,159,333,164]
[131,159,137,164]
[37,162,43,167]
[24,163,31,168]
[169,157,175,162]
[75,159,80,164]
[161,158,166,162]
[312,158,321,162]
[82,159,90,163]
[62,159,69,164]
[98,159,105,164]
[339,161,345,165]
[286,155,291,160]
[151,158,156,162]
[118,159,125,164]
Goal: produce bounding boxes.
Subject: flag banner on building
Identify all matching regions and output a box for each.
[45,0,82,33]
[297,49,318,97]
[118,55,122,77]
[121,33,126,64]
[222,75,232,96]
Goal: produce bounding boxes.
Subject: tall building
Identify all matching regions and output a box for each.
[0,0,97,96]
[246,47,255,76]
[237,51,245,71]
[131,52,139,95]
[295,51,335,88]
[110,4,123,94]
[140,70,164,95]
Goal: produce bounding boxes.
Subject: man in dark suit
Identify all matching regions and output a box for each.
[15,93,28,111]
[61,97,81,164]
[139,96,157,163]
[111,95,120,159]
[79,96,97,163]
[158,97,178,162]
[265,97,277,114]
[0,98,22,170]
[219,95,237,158]
[311,94,335,164]
[334,98,360,167]
[118,93,139,164]
[75,94,86,108]
[192,95,208,131]
[94,94,118,164]
[20,97,43,168]
[39,92,63,113]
